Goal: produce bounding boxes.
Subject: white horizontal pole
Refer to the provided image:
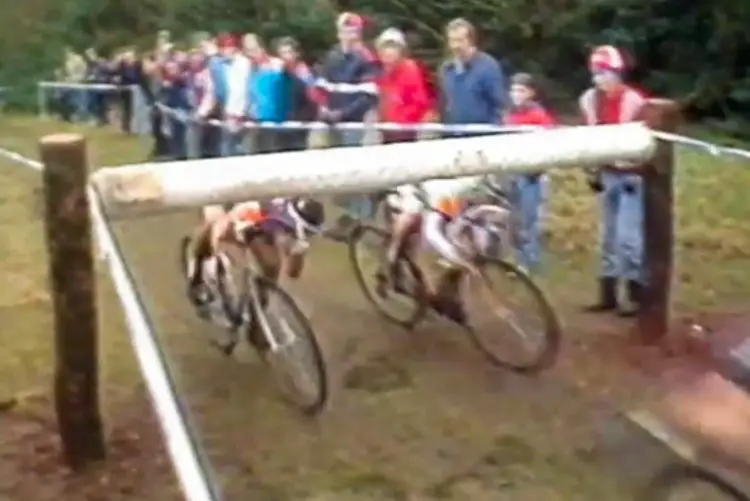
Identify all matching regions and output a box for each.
[91,122,656,218]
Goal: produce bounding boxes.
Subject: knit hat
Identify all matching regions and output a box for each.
[589,45,627,73]
[376,28,406,48]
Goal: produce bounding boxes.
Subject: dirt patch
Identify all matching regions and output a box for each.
[0,393,180,501]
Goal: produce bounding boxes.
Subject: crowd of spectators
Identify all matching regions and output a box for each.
[48,14,541,236]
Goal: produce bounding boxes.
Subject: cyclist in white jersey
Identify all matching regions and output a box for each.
[383,175,499,322]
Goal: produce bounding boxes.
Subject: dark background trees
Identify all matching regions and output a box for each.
[2,0,748,133]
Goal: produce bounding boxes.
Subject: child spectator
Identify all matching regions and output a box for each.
[275,36,318,151]
[504,72,555,273]
[244,34,288,153]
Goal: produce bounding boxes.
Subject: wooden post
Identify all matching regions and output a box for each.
[637,100,681,344]
[39,134,105,469]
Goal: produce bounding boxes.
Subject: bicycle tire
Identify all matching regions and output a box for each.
[643,464,749,501]
[347,223,428,329]
[466,257,561,373]
[179,235,192,279]
[245,273,328,416]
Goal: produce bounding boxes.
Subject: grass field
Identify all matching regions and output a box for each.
[1,114,749,500]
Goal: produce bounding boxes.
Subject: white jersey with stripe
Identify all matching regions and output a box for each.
[391,176,483,217]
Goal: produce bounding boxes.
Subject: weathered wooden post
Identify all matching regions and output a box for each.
[637,100,681,344]
[39,133,105,469]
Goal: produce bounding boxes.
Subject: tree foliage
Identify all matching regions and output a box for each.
[2,0,749,131]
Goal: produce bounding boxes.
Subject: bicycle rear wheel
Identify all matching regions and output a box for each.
[463,258,561,373]
[347,223,428,328]
[248,275,328,416]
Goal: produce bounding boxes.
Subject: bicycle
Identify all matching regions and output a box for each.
[348,178,561,373]
[179,214,328,415]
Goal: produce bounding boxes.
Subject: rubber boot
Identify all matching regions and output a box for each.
[618,281,642,318]
[584,277,618,312]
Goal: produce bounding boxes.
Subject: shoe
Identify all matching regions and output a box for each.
[584,277,618,312]
[618,281,642,317]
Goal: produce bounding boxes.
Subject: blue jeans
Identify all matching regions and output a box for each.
[168,116,188,160]
[599,171,644,283]
[74,89,89,121]
[334,130,374,220]
[512,175,543,271]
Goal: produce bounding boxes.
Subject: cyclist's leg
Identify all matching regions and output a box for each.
[247,232,282,283]
[379,191,421,294]
[422,211,468,323]
[275,231,305,280]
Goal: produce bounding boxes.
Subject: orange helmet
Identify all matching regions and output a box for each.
[589,45,627,73]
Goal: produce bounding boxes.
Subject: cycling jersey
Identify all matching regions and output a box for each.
[389,176,483,218]
[388,176,491,268]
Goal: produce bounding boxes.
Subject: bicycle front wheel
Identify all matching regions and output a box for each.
[464,258,561,373]
[347,223,428,328]
[249,276,328,416]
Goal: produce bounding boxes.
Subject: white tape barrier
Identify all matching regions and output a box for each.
[91,122,656,218]
[653,130,750,162]
[156,103,537,134]
[0,146,219,501]
[38,81,130,91]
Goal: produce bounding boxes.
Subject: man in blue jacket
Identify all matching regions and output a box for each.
[317,12,380,237]
[440,18,507,134]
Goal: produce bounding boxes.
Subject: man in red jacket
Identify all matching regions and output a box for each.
[374,28,432,143]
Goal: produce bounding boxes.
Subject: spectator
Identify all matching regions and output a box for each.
[85,49,114,126]
[374,28,431,144]
[161,58,191,159]
[580,45,646,316]
[440,18,507,135]
[275,36,317,151]
[317,11,380,235]
[504,72,555,273]
[115,48,144,133]
[245,34,288,154]
[141,51,170,159]
[61,48,88,122]
[188,49,217,158]
[211,33,250,156]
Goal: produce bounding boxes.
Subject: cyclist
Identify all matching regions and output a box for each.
[187,197,325,308]
[380,176,510,323]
